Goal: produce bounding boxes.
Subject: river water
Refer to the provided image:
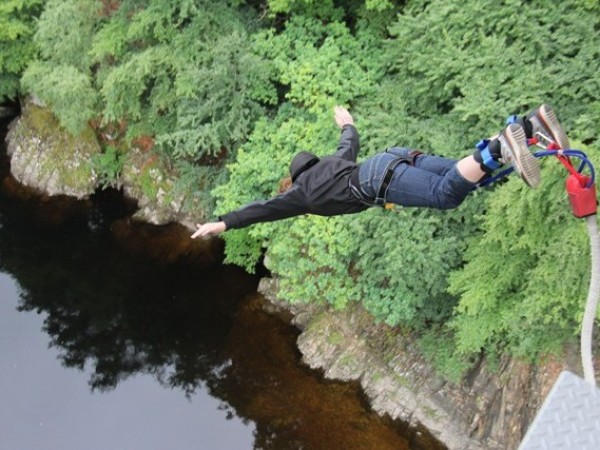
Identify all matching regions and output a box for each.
[0,120,445,450]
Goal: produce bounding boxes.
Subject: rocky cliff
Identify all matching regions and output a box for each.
[5,100,201,227]
[258,277,579,450]
[6,102,100,199]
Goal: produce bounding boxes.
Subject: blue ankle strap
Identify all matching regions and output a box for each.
[476,139,501,171]
[506,114,519,125]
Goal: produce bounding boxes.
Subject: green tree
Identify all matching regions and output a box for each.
[384,0,600,153]
[217,0,600,357]
[19,0,273,158]
[214,11,475,327]
[0,0,45,102]
[18,0,276,219]
[215,7,484,327]
[21,62,98,134]
[448,143,598,361]
[376,0,600,365]
[92,0,274,160]
[20,0,99,133]
[265,0,394,16]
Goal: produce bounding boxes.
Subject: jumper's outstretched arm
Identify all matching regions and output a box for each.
[191,221,226,238]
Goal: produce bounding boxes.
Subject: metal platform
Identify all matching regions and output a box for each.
[519,371,600,449]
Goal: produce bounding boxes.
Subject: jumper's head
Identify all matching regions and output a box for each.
[289,151,319,182]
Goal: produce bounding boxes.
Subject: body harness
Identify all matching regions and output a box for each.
[350,150,422,207]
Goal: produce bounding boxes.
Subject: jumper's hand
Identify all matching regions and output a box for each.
[191,221,227,238]
[334,105,354,129]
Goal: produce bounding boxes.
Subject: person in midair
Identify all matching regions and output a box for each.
[191,104,568,238]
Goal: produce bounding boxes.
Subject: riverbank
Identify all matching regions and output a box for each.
[1,103,582,449]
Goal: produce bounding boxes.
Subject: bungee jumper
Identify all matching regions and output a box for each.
[191,104,568,238]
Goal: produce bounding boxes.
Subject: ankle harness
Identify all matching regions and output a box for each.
[476,139,501,171]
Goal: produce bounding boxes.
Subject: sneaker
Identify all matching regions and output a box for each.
[499,123,541,187]
[526,104,570,150]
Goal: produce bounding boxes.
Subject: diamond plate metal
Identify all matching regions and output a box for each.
[519,370,600,450]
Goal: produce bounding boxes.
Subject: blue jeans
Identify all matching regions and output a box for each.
[358,147,476,209]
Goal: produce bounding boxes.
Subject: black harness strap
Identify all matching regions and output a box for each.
[374,157,406,206]
[349,150,422,207]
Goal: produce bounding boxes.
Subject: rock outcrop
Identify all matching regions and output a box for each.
[4,101,203,228]
[120,146,198,227]
[6,101,100,199]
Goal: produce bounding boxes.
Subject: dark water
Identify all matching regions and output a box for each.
[0,120,445,450]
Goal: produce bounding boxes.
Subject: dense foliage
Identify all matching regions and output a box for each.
[4,0,600,376]
[0,0,45,102]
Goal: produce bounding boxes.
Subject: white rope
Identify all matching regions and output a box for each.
[581,214,600,385]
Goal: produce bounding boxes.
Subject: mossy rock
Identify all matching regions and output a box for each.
[5,100,100,198]
[120,147,190,226]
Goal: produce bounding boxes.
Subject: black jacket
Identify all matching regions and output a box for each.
[220,124,370,230]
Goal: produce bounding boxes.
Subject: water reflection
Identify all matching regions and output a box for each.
[0,121,445,449]
[0,271,256,450]
[0,185,260,396]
